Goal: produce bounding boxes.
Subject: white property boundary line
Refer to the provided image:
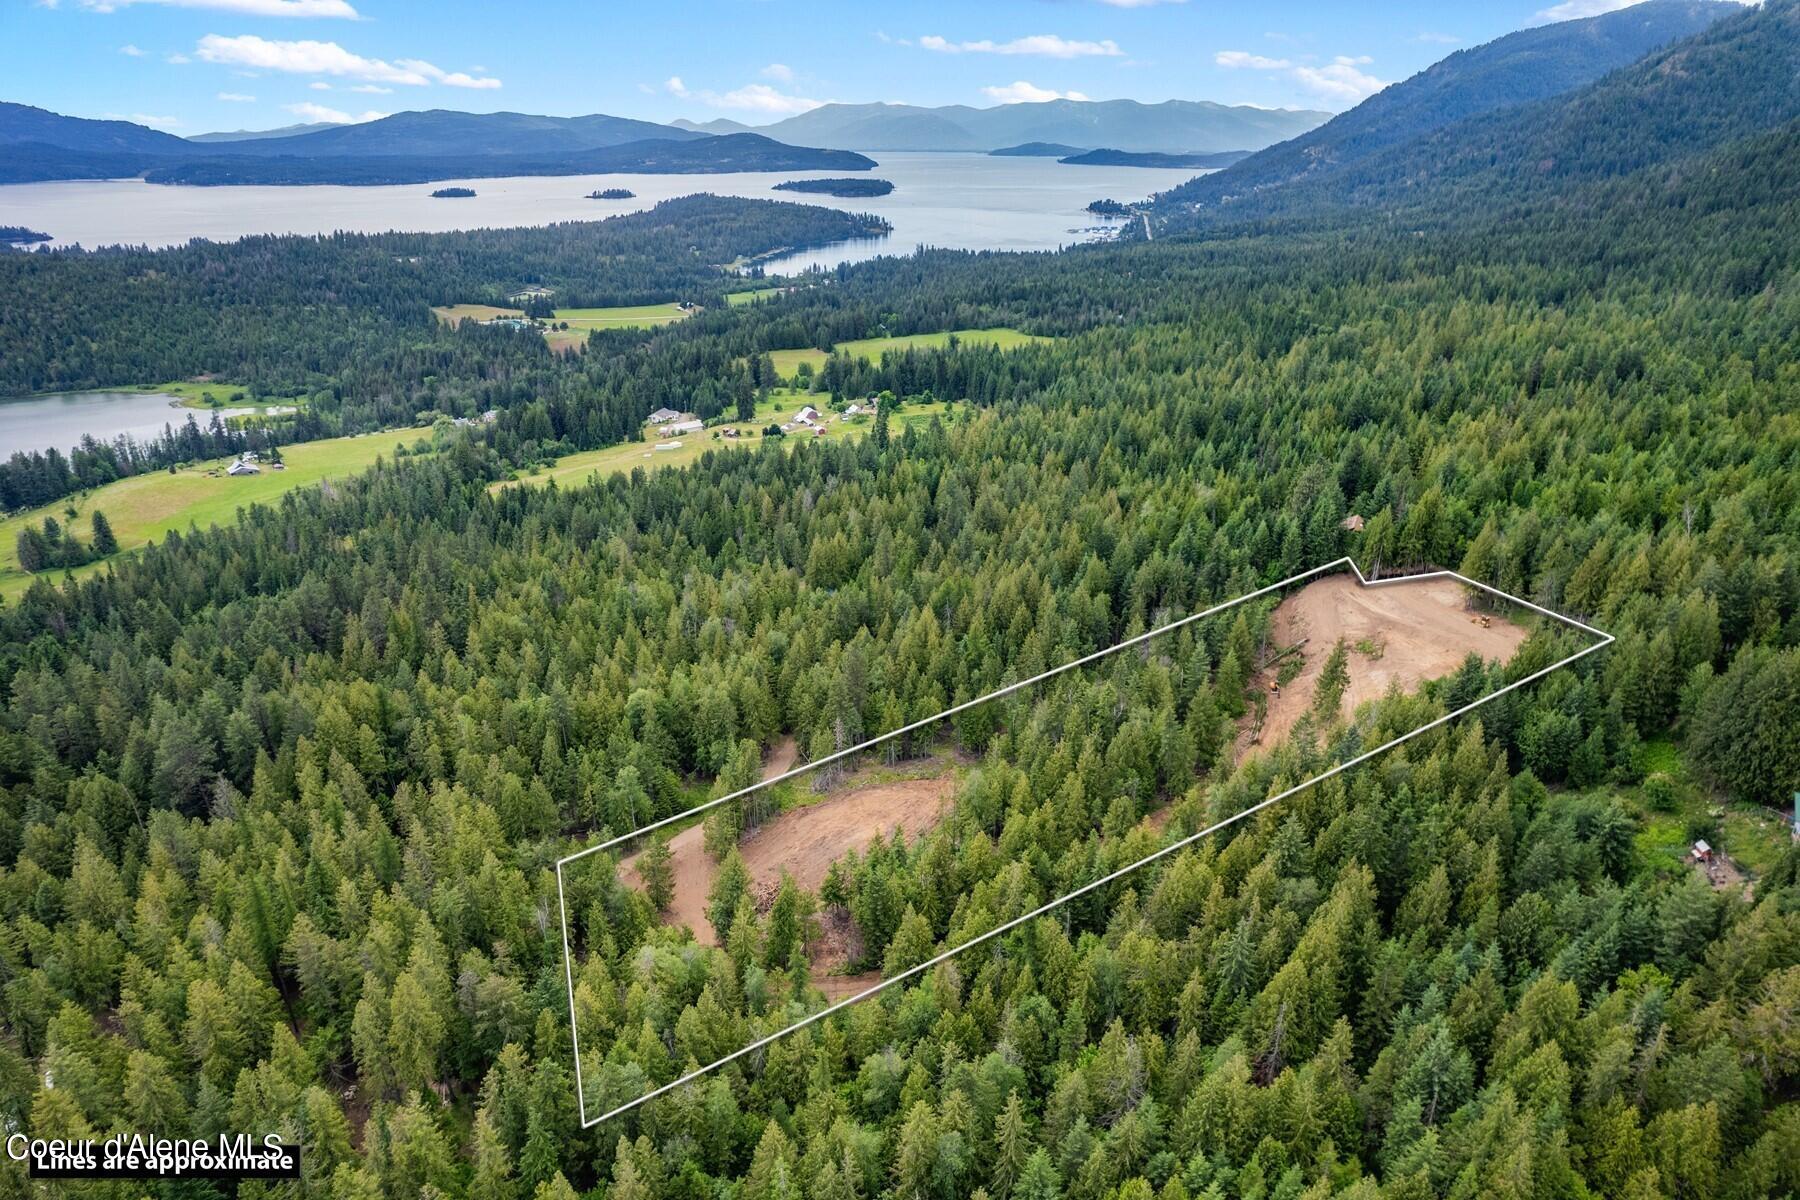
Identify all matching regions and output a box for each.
[556,557,1611,1127]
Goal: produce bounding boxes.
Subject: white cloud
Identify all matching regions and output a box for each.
[119,43,146,56]
[1293,56,1387,103]
[284,101,384,124]
[194,35,500,88]
[166,52,190,63]
[761,63,794,82]
[921,34,1122,58]
[349,83,391,93]
[217,90,256,101]
[104,112,182,128]
[79,0,358,15]
[1217,47,1387,106]
[666,76,823,114]
[709,84,825,114]
[980,80,1091,104]
[1215,50,1292,69]
[1535,0,1637,18]
[309,80,331,90]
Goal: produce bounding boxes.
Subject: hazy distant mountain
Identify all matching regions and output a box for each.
[188,122,338,143]
[215,109,704,158]
[990,142,1089,157]
[1152,0,1736,217]
[0,101,195,155]
[730,99,1329,152]
[671,118,758,135]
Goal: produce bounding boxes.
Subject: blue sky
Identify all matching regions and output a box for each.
[5,0,1660,133]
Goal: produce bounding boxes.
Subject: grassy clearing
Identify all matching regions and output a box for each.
[765,327,1050,381]
[432,304,523,324]
[726,287,782,307]
[1628,735,1794,881]
[0,431,418,601]
[494,391,950,494]
[555,303,690,329]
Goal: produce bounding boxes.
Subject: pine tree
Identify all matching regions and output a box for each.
[639,834,675,913]
[89,509,118,556]
[1313,639,1350,724]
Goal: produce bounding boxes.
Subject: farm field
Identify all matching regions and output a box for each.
[554,302,691,329]
[767,326,1049,380]
[0,430,418,600]
[493,392,950,492]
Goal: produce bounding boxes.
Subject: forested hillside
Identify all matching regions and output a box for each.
[1148,0,1797,233]
[0,196,886,510]
[2,85,1798,1198]
[1146,0,1730,218]
[2,6,1799,1196]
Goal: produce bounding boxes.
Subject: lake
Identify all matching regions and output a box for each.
[0,152,1207,272]
[0,153,1208,456]
[0,391,283,458]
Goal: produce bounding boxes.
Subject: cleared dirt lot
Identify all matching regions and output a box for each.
[1251,574,1530,749]
[619,762,955,946]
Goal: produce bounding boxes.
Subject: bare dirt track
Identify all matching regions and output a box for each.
[1251,574,1530,750]
[620,759,955,947]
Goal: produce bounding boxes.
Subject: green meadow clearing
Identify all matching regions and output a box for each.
[494,391,951,493]
[725,286,783,307]
[436,301,693,354]
[0,431,414,600]
[766,327,1049,380]
[432,303,524,324]
[555,302,690,329]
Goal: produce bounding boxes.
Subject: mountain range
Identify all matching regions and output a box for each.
[0,104,857,186]
[674,98,1329,153]
[1147,0,1747,227]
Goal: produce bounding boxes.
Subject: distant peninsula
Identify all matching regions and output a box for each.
[430,186,476,198]
[131,135,876,187]
[589,187,635,199]
[773,177,894,198]
[0,226,51,245]
[1059,148,1252,169]
[990,142,1089,158]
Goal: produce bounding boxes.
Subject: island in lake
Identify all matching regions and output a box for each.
[431,187,477,198]
[1059,148,1252,169]
[589,188,635,199]
[1086,199,1131,216]
[990,142,1089,158]
[72,135,878,187]
[773,178,894,198]
[0,226,51,245]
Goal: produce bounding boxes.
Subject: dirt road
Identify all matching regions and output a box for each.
[1251,574,1529,750]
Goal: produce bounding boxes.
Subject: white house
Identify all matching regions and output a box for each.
[645,407,683,425]
[796,405,821,425]
[508,285,555,304]
[227,459,260,476]
[660,419,703,435]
